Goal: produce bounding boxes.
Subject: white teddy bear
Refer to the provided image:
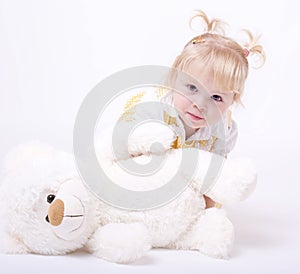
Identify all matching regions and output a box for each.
[0,142,257,263]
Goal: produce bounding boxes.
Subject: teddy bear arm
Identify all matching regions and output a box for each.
[95,121,176,163]
[126,124,176,157]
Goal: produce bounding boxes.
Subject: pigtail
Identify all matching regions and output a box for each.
[189,10,227,35]
[241,29,266,68]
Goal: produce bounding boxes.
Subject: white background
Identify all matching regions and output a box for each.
[0,0,299,273]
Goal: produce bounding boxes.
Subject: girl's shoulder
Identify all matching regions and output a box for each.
[117,87,169,123]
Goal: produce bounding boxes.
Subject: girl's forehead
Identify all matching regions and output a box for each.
[181,61,235,96]
[183,61,214,88]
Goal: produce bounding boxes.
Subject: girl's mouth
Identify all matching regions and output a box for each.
[187,112,204,121]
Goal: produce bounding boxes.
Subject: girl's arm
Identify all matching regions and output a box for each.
[96,101,176,162]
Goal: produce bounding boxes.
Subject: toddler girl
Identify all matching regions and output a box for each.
[111,10,265,208]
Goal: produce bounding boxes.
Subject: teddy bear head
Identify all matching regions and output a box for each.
[0,143,98,255]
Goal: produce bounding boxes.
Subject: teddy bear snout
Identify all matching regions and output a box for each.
[46,199,65,226]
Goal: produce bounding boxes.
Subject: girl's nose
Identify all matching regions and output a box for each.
[192,97,207,113]
[190,91,210,112]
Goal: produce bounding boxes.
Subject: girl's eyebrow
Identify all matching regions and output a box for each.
[211,91,235,96]
[186,80,208,91]
[180,78,199,85]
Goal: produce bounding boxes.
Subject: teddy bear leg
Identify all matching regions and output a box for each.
[86,222,151,264]
[172,208,234,259]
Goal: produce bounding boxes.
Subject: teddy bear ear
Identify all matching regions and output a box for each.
[2,141,55,173]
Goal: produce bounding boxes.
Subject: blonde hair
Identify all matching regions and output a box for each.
[167,10,266,104]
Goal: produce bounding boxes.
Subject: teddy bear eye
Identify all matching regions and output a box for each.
[47,194,56,204]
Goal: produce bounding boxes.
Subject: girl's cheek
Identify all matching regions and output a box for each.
[173,93,189,109]
[217,106,226,113]
[207,105,227,122]
[216,103,230,113]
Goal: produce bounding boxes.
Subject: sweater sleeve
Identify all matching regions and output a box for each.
[210,120,238,157]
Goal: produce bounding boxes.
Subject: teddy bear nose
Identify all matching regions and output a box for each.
[47,199,65,226]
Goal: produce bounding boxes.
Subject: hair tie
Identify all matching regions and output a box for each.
[243,48,250,57]
[192,36,205,44]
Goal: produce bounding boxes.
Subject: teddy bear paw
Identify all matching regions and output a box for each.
[86,222,151,264]
[171,208,234,259]
[196,208,234,259]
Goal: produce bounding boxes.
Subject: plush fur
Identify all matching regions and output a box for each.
[0,140,257,263]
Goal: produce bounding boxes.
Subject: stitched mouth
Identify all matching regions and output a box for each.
[67,215,85,233]
[64,214,84,218]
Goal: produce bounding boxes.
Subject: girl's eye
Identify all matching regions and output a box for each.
[211,94,223,102]
[186,84,198,92]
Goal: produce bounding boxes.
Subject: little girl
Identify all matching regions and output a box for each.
[111,10,265,208]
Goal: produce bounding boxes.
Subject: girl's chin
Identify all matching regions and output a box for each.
[186,119,208,128]
[184,121,208,131]
[179,115,209,129]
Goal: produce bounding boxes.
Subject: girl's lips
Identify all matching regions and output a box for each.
[187,112,204,121]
